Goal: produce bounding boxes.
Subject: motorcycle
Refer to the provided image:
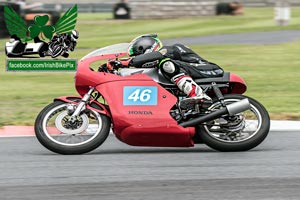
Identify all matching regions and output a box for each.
[47,33,77,58]
[35,43,270,154]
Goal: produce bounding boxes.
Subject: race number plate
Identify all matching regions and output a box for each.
[123,86,158,106]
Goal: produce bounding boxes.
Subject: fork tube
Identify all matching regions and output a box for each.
[71,87,94,118]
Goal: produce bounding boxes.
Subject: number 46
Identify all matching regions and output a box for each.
[128,89,152,102]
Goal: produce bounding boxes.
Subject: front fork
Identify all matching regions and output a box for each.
[68,87,94,123]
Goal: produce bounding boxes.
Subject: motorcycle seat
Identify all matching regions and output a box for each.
[195,72,230,84]
[119,68,230,86]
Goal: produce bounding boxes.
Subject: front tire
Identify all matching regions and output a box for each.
[198,94,270,151]
[35,101,111,154]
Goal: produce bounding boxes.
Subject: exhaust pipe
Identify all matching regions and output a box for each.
[179,98,250,128]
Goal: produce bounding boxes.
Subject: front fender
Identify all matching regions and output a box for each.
[54,96,111,117]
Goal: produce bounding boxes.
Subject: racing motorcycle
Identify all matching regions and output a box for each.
[46,31,78,58]
[35,43,270,154]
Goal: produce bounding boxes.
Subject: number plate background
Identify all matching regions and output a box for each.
[123,86,158,106]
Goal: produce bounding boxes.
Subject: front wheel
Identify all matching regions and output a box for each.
[35,101,111,154]
[198,94,270,151]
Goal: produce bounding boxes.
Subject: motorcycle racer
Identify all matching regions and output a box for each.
[108,34,224,108]
[48,30,79,58]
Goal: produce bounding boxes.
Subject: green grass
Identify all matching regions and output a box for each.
[73,7,300,48]
[0,7,300,126]
[191,42,300,119]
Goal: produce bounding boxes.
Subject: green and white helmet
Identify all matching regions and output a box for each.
[128,34,163,56]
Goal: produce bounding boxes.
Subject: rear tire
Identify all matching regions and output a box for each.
[198,94,270,151]
[35,101,111,154]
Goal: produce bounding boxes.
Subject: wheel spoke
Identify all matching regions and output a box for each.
[205,98,262,143]
[42,104,103,146]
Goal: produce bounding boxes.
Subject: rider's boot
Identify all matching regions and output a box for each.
[172,74,212,109]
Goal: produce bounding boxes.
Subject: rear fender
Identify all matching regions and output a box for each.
[229,73,247,94]
[54,96,111,117]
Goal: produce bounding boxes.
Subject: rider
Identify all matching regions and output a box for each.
[48,30,79,58]
[108,34,224,108]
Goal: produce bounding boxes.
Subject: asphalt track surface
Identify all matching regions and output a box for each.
[163,30,300,45]
[0,131,300,200]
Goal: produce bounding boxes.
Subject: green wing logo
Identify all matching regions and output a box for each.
[55,5,78,35]
[4,5,78,42]
[4,5,78,58]
[4,6,31,42]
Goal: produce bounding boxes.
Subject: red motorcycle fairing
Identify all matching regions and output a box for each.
[74,53,195,147]
[75,53,128,96]
[54,96,111,117]
[70,53,248,147]
[95,75,195,147]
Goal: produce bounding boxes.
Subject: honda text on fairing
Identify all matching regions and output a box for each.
[34,43,270,154]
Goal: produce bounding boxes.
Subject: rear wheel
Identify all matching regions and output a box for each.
[35,101,111,154]
[198,94,270,151]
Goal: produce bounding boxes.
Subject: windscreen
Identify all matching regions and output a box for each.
[81,43,130,60]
